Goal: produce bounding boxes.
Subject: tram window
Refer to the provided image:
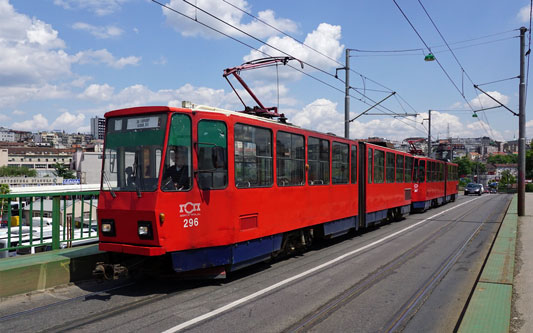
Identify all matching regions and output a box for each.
[405,156,413,183]
[351,145,357,184]
[332,142,349,184]
[235,124,273,188]
[103,113,167,192]
[418,160,426,182]
[162,114,192,191]
[386,152,395,183]
[197,120,228,190]
[277,131,305,186]
[426,161,432,182]
[368,148,373,183]
[308,137,330,185]
[374,149,384,184]
[396,155,404,183]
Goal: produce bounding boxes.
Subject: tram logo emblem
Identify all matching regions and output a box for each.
[179,202,201,215]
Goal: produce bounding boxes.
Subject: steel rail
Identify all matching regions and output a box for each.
[286,195,501,332]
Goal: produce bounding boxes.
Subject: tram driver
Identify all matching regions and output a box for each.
[162,146,191,190]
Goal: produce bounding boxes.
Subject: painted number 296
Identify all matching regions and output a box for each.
[183,218,199,228]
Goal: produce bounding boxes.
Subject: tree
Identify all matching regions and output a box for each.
[0,166,37,177]
[499,170,516,191]
[0,184,10,220]
[52,162,76,179]
[487,154,516,164]
[453,156,472,178]
[527,149,533,179]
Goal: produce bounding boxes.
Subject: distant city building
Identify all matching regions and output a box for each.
[90,117,105,140]
[0,127,15,142]
[4,147,74,177]
[33,132,59,147]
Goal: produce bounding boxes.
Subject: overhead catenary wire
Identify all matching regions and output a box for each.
[221,0,425,120]
[153,0,426,134]
[220,0,432,124]
[350,36,518,57]
[393,0,494,139]
[417,0,501,139]
[182,0,421,125]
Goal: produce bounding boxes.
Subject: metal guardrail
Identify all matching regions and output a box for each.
[0,190,100,258]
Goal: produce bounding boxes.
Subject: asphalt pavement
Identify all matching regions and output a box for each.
[0,193,513,332]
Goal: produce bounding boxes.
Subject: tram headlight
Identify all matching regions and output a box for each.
[138,221,153,240]
[101,219,115,236]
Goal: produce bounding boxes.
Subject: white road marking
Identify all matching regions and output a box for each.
[162,196,483,333]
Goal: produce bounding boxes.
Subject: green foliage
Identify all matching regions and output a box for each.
[0,184,10,217]
[527,149,533,179]
[0,165,37,177]
[52,162,76,179]
[487,154,517,164]
[526,183,533,192]
[453,156,486,178]
[498,170,516,191]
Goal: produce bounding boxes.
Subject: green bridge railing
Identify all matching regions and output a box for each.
[0,190,100,258]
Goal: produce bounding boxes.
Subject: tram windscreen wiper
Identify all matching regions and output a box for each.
[102,170,116,198]
[134,154,142,198]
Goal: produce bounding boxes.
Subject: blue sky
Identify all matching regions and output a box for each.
[1,0,532,142]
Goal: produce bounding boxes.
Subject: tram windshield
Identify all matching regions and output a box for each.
[102,114,167,192]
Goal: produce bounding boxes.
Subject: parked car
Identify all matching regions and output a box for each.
[464,183,483,196]
[489,188,497,193]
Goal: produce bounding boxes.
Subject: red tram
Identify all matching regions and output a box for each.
[411,157,458,211]
[96,105,458,275]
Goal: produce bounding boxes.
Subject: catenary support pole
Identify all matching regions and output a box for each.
[345,49,350,139]
[518,26,527,216]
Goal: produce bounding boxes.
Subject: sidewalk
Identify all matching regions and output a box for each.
[458,193,533,333]
[513,193,533,332]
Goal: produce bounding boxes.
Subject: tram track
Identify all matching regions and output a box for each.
[285,195,502,332]
[0,196,504,333]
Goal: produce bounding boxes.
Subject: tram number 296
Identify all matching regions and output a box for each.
[183,218,199,228]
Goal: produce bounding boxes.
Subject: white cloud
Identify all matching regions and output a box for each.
[163,0,298,39]
[0,0,70,87]
[154,56,168,65]
[517,5,531,22]
[242,23,344,80]
[469,91,509,109]
[286,99,505,141]
[54,0,127,16]
[50,112,86,130]
[0,84,70,107]
[11,114,49,131]
[72,22,123,39]
[70,76,93,88]
[72,49,141,68]
[0,114,9,122]
[0,0,140,108]
[79,84,115,101]
[12,110,25,116]
[10,112,87,133]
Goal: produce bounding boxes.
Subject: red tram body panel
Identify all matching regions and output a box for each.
[363,144,414,225]
[411,157,458,211]
[96,105,459,274]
